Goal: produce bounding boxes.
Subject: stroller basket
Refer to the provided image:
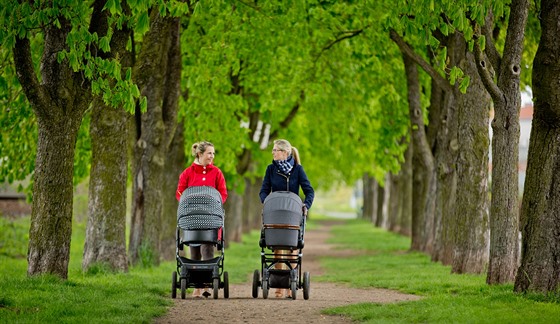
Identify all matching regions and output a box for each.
[262,191,303,248]
[177,186,224,230]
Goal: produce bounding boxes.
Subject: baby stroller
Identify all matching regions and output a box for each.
[171,186,229,299]
[252,191,310,300]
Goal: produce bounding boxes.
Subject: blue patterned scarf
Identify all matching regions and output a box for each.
[275,156,294,175]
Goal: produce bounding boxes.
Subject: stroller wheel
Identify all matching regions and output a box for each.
[180,278,187,299]
[223,271,229,299]
[303,271,310,300]
[252,270,259,298]
[290,280,297,300]
[213,278,219,299]
[262,279,269,299]
[171,271,177,299]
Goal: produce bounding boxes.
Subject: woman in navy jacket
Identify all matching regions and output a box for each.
[259,139,314,298]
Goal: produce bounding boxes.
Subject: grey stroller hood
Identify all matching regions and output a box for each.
[177,186,224,230]
[263,191,303,227]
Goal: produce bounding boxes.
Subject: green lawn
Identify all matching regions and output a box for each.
[1,216,559,323]
[319,219,560,323]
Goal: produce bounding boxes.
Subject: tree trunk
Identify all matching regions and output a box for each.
[14,22,92,278]
[388,172,401,233]
[402,53,436,252]
[430,34,461,266]
[375,180,384,228]
[82,97,129,272]
[451,49,491,274]
[27,117,84,278]
[243,177,264,232]
[160,123,185,261]
[362,174,377,223]
[399,143,413,236]
[474,0,529,284]
[515,0,560,293]
[83,4,132,273]
[129,11,181,265]
[224,189,243,246]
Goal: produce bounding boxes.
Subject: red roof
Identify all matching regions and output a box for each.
[520,104,533,120]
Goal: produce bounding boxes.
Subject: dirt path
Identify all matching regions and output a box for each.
[155,220,420,323]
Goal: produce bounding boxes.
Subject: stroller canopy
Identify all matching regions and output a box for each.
[263,191,303,226]
[177,186,224,230]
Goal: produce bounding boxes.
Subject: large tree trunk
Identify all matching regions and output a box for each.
[14,22,92,278]
[82,98,129,272]
[430,82,457,265]
[83,3,132,272]
[402,53,436,252]
[451,49,491,274]
[129,11,180,265]
[474,0,529,284]
[515,0,560,294]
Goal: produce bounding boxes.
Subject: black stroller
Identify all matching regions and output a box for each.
[171,186,229,299]
[252,191,310,300]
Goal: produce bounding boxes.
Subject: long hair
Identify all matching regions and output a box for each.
[274,139,301,164]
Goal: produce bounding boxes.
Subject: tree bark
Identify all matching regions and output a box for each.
[83,1,132,272]
[14,19,92,278]
[160,123,185,261]
[451,49,491,274]
[399,143,413,236]
[515,0,560,294]
[473,0,529,284]
[129,11,181,265]
[83,97,129,272]
[402,53,436,252]
[224,189,243,246]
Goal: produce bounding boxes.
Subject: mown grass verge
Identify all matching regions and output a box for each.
[318,218,560,323]
[0,216,262,323]
[3,215,558,323]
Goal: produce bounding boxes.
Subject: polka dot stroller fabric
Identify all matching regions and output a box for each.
[177,186,224,230]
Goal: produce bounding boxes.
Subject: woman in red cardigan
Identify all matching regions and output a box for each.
[176,141,228,298]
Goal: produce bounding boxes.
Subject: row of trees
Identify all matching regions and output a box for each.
[0,0,558,295]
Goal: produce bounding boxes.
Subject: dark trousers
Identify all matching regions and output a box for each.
[190,244,214,260]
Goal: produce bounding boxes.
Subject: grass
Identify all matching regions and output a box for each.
[0,215,263,323]
[318,218,560,323]
[2,212,559,323]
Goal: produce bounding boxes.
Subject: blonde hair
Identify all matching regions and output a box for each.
[191,141,214,160]
[274,139,301,164]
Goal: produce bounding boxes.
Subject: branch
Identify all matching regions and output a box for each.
[473,40,503,102]
[315,29,366,62]
[389,29,452,92]
[13,37,50,119]
[481,12,502,73]
[269,90,305,140]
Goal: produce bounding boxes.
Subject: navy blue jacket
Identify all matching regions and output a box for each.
[259,162,314,209]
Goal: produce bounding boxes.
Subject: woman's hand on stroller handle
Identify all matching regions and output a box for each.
[302,205,308,216]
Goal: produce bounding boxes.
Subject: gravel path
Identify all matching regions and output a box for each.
[155,220,420,323]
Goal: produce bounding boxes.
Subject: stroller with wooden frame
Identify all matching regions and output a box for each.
[171,186,229,299]
[252,191,310,300]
